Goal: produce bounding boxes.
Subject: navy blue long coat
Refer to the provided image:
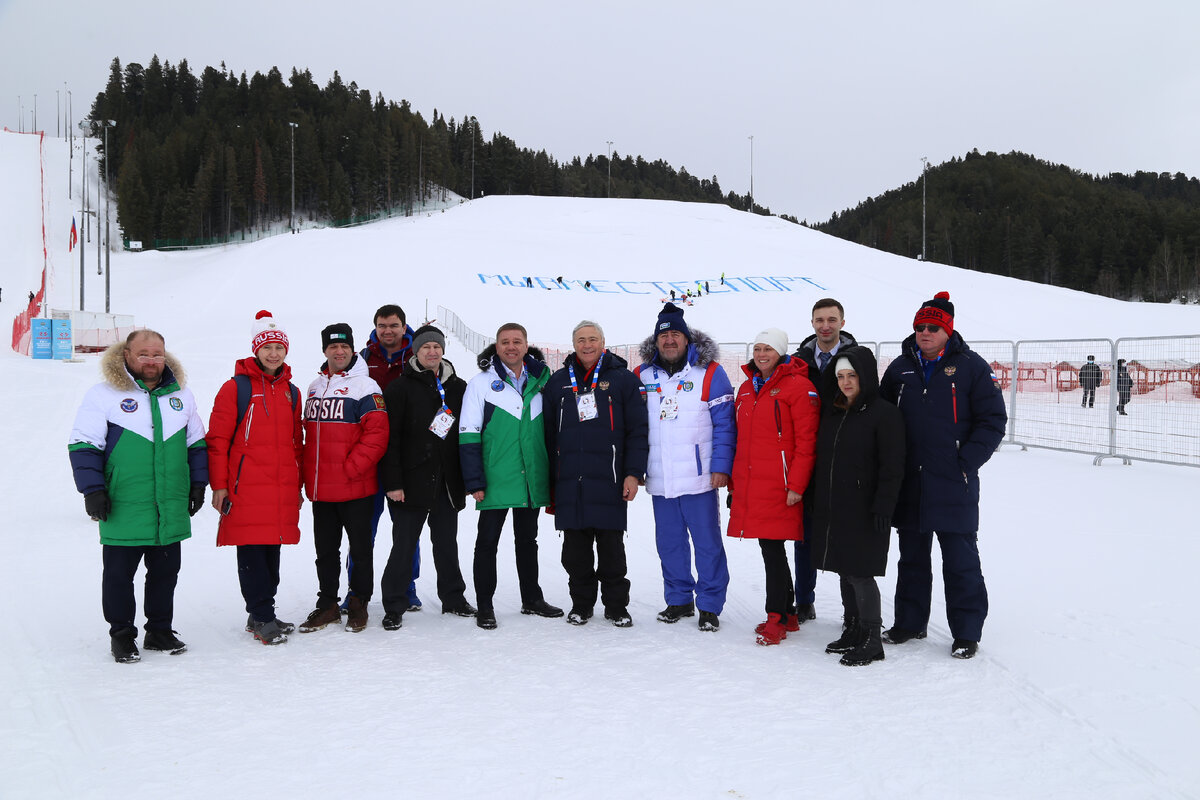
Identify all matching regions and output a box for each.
[879,332,1007,533]
[544,351,649,532]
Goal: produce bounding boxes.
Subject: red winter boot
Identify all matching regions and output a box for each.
[756,612,788,646]
[755,613,800,635]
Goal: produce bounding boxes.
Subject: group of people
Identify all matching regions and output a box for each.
[1078,355,1133,415]
[69,291,1007,667]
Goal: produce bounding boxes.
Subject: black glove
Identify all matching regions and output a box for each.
[725,491,733,509]
[85,490,110,522]
[873,514,892,536]
[188,483,207,517]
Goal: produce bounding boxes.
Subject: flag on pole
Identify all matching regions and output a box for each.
[69,217,78,252]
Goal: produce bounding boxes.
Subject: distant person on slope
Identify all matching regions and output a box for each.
[787,297,858,629]
[544,321,649,627]
[379,326,476,630]
[296,324,389,634]
[348,304,422,614]
[634,303,735,632]
[206,311,304,646]
[460,323,564,629]
[727,328,820,646]
[1079,355,1102,409]
[810,347,905,667]
[878,292,1007,659]
[68,330,208,663]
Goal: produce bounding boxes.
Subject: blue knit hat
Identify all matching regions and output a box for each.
[654,302,691,342]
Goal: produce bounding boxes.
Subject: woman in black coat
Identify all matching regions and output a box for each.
[379,326,474,629]
[810,345,905,666]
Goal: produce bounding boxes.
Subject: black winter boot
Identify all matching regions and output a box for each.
[840,623,885,667]
[825,617,862,654]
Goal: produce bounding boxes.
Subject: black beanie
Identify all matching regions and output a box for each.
[321,322,354,351]
[654,302,691,341]
[411,325,446,353]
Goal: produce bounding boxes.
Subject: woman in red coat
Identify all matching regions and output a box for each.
[727,328,820,645]
[207,311,304,645]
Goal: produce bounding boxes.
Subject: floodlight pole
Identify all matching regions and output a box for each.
[103,120,116,313]
[748,135,754,213]
[921,156,928,261]
[606,141,613,198]
[288,122,298,232]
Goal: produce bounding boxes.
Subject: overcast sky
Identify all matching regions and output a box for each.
[2,0,1197,223]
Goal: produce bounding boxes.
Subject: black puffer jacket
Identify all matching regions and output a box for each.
[381,356,467,510]
[810,346,906,577]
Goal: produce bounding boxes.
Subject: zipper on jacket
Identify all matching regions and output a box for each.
[952,381,958,424]
[774,400,787,488]
[822,413,849,567]
[243,402,254,445]
[233,454,246,495]
[897,384,905,406]
[611,445,617,483]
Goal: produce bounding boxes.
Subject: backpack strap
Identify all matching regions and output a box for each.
[232,374,300,436]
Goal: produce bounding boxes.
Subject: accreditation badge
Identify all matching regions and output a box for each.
[429,410,456,439]
[577,393,598,422]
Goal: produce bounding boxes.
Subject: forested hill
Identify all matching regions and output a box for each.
[814,150,1200,302]
[86,56,767,248]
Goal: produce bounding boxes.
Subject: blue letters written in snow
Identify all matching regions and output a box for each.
[475,274,827,293]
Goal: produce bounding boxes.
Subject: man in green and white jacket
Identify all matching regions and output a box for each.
[68,330,208,663]
[459,322,564,629]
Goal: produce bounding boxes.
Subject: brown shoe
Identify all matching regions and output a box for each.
[345,596,368,633]
[297,605,341,633]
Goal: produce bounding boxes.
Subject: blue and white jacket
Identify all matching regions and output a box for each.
[635,330,736,499]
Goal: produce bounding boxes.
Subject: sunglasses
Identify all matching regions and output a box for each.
[914,324,942,333]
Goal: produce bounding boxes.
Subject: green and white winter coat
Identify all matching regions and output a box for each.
[68,343,208,546]
[458,346,552,510]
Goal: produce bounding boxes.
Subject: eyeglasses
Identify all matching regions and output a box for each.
[133,355,166,363]
[914,324,942,333]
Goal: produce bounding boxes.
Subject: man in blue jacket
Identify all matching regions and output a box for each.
[544,321,649,627]
[879,292,1007,659]
[635,303,735,632]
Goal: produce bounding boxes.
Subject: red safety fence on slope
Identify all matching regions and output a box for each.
[6,129,48,354]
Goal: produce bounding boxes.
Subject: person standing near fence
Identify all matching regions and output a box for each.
[635,303,735,632]
[347,304,422,614]
[544,321,649,627]
[297,323,389,634]
[68,330,208,663]
[460,323,563,629]
[788,297,858,628]
[1079,355,1102,409]
[206,311,304,645]
[1116,359,1132,415]
[879,292,1007,659]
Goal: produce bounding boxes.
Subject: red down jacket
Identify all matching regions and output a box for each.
[207,357,304,546]
[727,356,820,541]
[302,354,389,502]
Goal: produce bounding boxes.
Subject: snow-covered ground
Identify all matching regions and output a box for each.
[2,129,1197,798]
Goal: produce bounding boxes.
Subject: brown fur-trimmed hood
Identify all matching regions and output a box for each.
[637,328,721,368]
[100,341,187,391]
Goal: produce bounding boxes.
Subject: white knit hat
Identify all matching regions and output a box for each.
[251,310,289,354]
[753,328,788,358]
[834,356,855,374]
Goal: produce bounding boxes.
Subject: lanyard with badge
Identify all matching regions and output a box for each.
[429,372,456,439]
[651,366,687,421]
[568,354,603,422]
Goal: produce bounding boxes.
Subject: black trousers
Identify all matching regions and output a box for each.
[474,507,545,611]
[237,544,282,623]
[312,496,375,608]
[102,542,181,636]
[1082,387,1096,406]
[839,574,881,626]
[381,487,468,615]
[758,539,795,617]
[561,528,629,613]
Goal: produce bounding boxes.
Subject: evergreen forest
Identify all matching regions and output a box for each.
[815,150,1200,302]
[86,57,765,248]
